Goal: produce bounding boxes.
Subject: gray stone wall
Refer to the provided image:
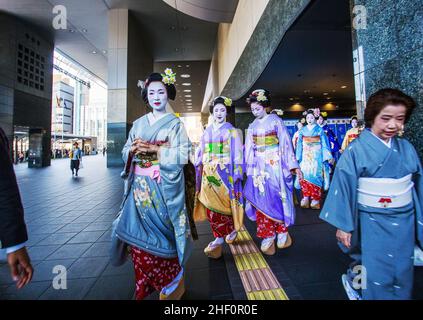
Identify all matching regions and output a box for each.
[350,0,423,158]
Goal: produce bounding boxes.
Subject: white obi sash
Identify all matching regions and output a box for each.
[357,174,414,208]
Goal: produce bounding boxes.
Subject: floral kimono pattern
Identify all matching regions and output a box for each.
[116,113,192,299]
[244,114,299,230]
[295,124,332,200]
[194,122,244,235]
[341,127,360,152]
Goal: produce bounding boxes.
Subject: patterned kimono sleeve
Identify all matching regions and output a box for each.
[320,128,334,163]
[276,119,299,171]
[295,130,304,163]
[160,121,190,172]
[292,132,298,150]
[230,128,245,230]
[194,132,205,192]
[159,120,192,266]
[328,128,341,153]
[244,126,254,176]
[320,148,359,233]
[122,124,136,163]
[341,132,349,152]
[231,128,244,182]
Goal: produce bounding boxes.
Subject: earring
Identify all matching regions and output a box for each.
[398,125,405,137]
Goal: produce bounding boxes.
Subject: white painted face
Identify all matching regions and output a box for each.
[213,103,227,124]
[306,113,316,125]
[317,116,325,126]
[351,119,358,128]
[147,81,168,112]
[251,102,266,119]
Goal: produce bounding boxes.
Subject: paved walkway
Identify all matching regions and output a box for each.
[1,155,422,300]
[0,155,232,300]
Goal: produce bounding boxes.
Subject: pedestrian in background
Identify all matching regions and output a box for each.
[70,141,82,177]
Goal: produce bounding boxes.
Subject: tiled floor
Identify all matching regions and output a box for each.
[1,155,422,300]
[0,156,233,300]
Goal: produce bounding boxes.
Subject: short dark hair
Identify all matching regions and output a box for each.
[209,96,233,114]
[364,88,416,127]
[141,73,176,105]
[246,89,271,108]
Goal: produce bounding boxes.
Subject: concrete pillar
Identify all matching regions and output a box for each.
[0,13,53,167]
[350,0,423,158]
[107,9,153,167]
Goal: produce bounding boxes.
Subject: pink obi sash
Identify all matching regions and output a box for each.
[134,164,161,183]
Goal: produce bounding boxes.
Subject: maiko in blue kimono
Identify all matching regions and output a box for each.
[113,70,192,300]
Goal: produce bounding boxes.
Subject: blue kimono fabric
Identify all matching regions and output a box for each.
[320,129,423,300]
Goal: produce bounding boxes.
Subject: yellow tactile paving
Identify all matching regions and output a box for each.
[247,288,289,300]
[228,227,290,300]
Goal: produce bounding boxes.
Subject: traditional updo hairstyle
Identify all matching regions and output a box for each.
[246,89,272,109]
[306,108,318,119]
[364,88,416,128]
[141,72,177,106]
[209,96,233,114]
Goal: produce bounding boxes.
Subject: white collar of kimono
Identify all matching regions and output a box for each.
[147,112,168,126]
[370,130,392,148]
[257,114,269,122]
[213,121,226,131]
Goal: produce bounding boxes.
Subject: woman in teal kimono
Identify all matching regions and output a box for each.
[320,88,423,300]
[295,109,333,209]
[194,96,244,259]
[114,70,192,300]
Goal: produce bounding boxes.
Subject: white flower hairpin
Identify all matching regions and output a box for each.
[137,80,145,89]
[253,89,268,102]
[161,68,176,85]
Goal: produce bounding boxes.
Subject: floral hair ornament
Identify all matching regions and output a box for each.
[223,97,232,107]
[252,89,268,102]
[161,68,177,85]
[137,80,146,90]
[272,109,284,116]
[321,111,328,118]
[302,111,308,116]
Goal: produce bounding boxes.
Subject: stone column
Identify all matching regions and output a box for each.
[350,0,423,158]
[107,9,153,167]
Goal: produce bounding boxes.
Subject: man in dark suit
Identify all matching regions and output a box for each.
[0,127,33,289]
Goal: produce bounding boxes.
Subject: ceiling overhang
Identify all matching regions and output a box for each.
[162,0,239,23]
